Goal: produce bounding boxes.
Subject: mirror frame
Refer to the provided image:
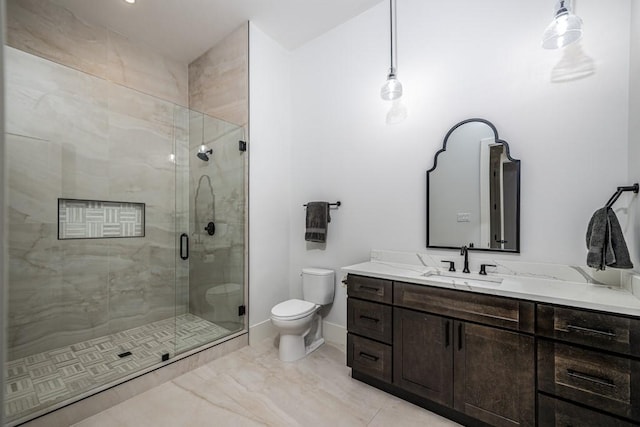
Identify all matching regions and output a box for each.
[426,118,521,253]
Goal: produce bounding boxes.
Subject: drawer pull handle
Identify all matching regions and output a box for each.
[567,369,615,388]
[445,321,450,348]
[566,324,616,338]
[359,315,380,323]
[458,323,463,350]
[360,285,380,292]
[359,352,379,362]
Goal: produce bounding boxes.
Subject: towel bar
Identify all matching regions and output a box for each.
[303,201,341,207]
[605,184,639,209]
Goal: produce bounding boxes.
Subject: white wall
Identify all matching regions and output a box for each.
[629,1,640,263]
[287,0,632,328]
[248,23,293,330]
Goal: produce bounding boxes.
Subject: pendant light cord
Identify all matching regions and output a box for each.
[389,0,396,73]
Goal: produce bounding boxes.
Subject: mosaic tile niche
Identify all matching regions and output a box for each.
[58,199,145,239]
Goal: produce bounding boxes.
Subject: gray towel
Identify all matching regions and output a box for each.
[586,207,633,270]
[305,202,330,243]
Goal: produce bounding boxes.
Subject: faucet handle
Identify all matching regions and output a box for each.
[479,264,497,275]
[441,260,456,272]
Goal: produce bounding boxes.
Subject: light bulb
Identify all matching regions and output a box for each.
[198,144,207,153]
[542,2,583,49]
[381,74,403,101]
[555,14,569,35]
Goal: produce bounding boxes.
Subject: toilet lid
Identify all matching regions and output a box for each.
[271,299,317,320]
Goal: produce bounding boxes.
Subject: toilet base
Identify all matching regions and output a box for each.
[276,312,325,362]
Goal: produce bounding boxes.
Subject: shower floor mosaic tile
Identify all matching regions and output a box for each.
[4,314,231,423]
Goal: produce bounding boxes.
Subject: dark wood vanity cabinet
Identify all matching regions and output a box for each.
[346,275,393,383]
[393,308,453,406]
[346,274,640,426]
[452,321,534,426]
[538,394,638,427]
[347,275,535,427]
[393,283,535,427]
[536,304,640,425]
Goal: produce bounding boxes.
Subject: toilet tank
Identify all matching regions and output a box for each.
[302,268,335,305]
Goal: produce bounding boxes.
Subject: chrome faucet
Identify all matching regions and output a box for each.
[460,245,471,273]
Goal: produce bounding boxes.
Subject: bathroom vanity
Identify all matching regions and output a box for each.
[344,258,640,427]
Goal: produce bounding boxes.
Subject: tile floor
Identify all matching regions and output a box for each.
[5,314,231,424]
[72,340,460,427]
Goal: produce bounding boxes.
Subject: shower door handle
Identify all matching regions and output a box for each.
[180,233,189,260]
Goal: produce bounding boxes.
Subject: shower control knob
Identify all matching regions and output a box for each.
[205,222,216,236]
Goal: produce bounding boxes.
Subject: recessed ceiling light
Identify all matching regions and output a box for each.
[124,0,135,4]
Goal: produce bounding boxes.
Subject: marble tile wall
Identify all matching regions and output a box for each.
[188,23,249,127]
[187,112,246,332]
[6,0,188,107]
[5,47,188,359]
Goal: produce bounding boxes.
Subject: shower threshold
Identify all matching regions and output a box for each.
[4,313,231,424]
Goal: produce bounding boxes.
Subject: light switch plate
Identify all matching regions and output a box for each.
[457,212,471,222]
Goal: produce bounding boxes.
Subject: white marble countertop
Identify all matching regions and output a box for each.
[342,260,640,317]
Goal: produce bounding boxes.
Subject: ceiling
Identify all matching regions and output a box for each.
[52,0,384,64]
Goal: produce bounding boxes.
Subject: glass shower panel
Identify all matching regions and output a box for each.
[4,46,179,424]
[102,83,181,372]
[174,111,246,355]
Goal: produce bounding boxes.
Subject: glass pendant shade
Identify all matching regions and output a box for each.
[381,71,403,101]
[542,2,583,49]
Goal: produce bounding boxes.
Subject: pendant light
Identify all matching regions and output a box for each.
[381,0,402,101]
[542,0,583,50]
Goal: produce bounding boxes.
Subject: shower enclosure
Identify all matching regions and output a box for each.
[3,45,247,425]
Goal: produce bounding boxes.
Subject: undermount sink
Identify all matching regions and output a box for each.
[422,270,503,286]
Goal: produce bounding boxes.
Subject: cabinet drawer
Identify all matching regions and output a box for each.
[347,275,393,304]
[538,340,640,422]
[538,394,636,427]
[347,334,392,383]
[394,282,534,333]
[347,298,392,344]
[537,304,640,357]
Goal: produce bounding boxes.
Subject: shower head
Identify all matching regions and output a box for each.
[197,149,213,162]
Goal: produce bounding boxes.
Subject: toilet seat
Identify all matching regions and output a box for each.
[271,299,317,320]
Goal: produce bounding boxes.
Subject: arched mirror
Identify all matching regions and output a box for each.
[427,118,520,252]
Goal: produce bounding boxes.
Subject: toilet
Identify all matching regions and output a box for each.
[270,268,335,362]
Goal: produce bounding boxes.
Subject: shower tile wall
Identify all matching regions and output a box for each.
[6,0,188,107]
[4,0,194,360]
[189,23,249,127]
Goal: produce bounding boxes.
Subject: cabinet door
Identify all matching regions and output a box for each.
[453,322,535,427]
[393,307,453,407]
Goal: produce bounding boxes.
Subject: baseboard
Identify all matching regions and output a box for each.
[249,319,277,346]
[323,321,346,351]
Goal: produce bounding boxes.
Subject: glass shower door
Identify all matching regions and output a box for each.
[174,110,246,355]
